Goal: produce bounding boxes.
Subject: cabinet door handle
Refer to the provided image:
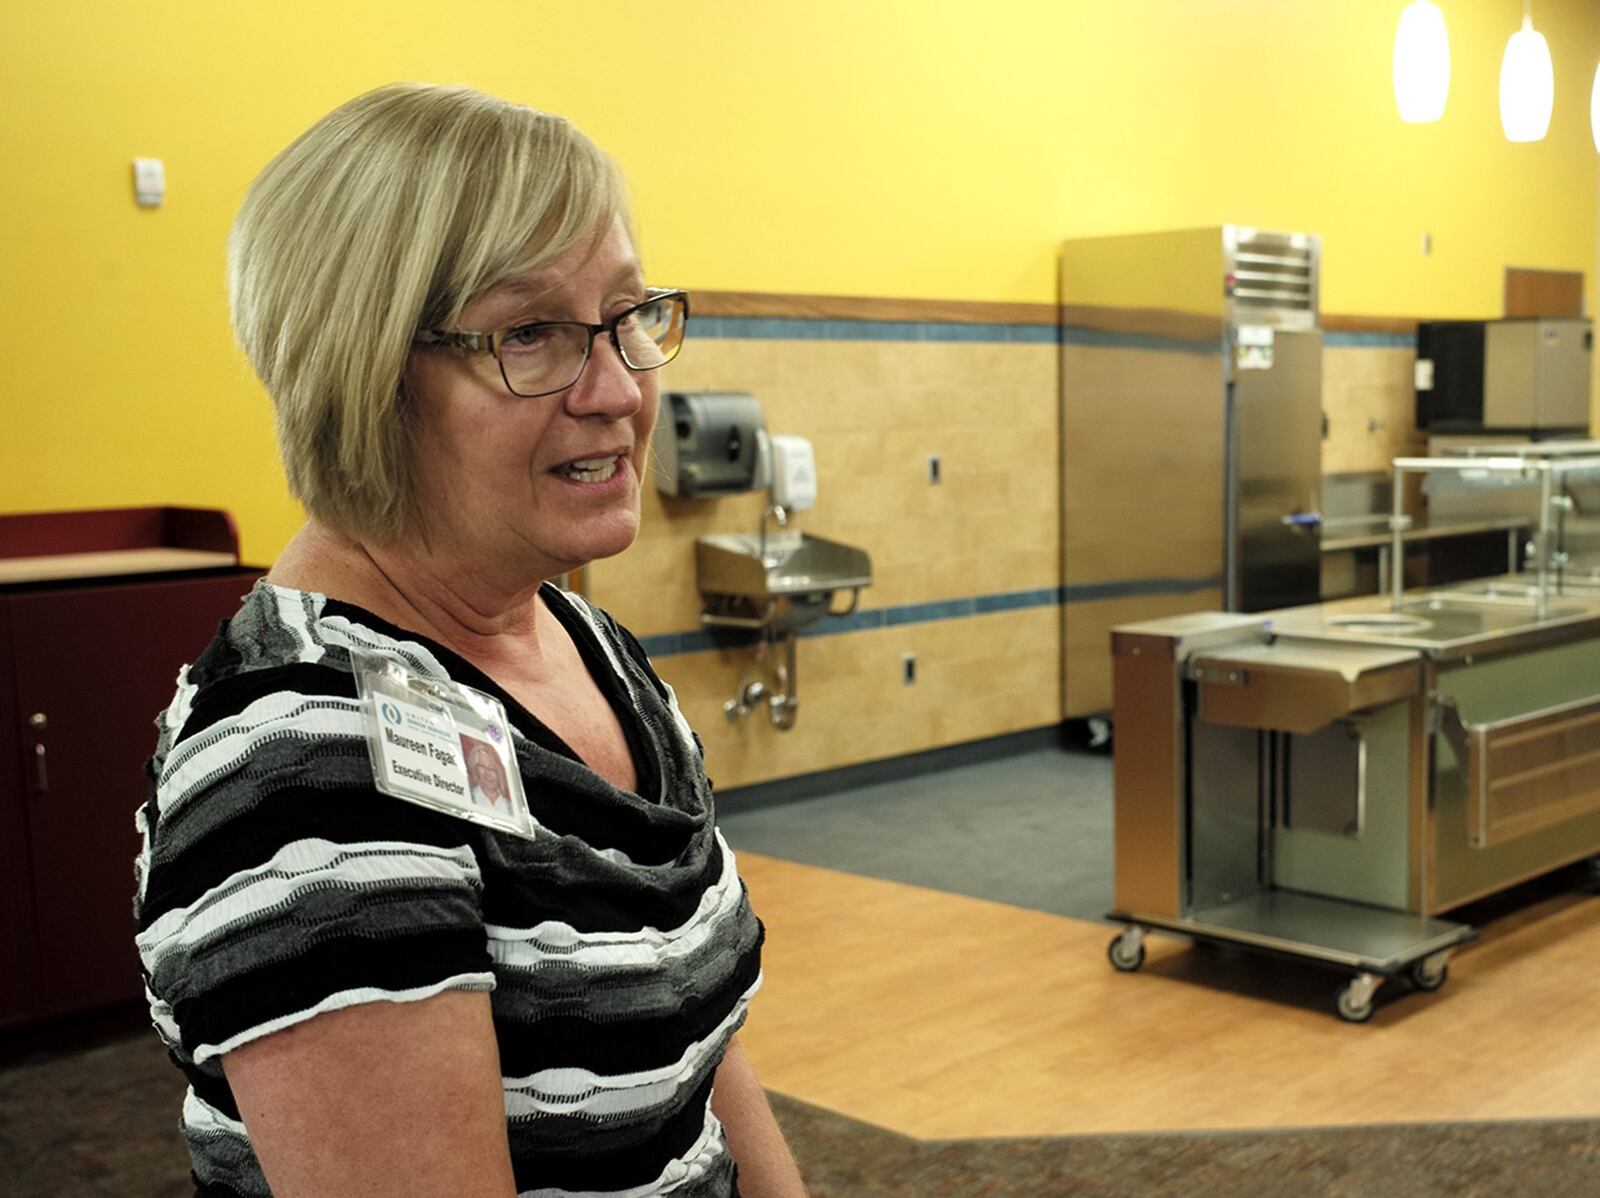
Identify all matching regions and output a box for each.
[32,742,48,794]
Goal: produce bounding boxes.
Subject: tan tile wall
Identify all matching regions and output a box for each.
[584,335,1061,790]
[1321,345,1426,475]
[584,330,1412,791]
[595,337,1062,634]
[654,608,1063,791]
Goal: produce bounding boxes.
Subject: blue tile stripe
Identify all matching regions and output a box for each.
[686,314,1414,354]
[1062,575,1225,603]
[635,577,1221,658]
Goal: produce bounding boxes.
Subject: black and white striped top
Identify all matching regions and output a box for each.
[134,581,763,1197]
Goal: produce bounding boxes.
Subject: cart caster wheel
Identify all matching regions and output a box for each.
[1408,954,1449,992]
[1335,976,1378,1023]
[1337,978,1376,1017]
[1108,929,1146,972]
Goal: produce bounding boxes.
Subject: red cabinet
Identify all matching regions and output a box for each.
[0,509,261,1028]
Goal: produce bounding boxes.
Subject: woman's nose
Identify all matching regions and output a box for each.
[563,335,642,419]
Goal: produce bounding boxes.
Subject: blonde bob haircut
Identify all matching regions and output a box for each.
[228,82,627,541]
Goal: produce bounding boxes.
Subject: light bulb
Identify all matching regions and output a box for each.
[1393,1,1450,123]
[1500,15,1555,143]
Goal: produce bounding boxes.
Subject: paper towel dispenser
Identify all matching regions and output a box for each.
[653,392,767,497]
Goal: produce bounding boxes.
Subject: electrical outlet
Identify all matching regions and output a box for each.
[902,653,917,685]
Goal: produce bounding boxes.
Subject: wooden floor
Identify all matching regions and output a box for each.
[734,851,1600,1141]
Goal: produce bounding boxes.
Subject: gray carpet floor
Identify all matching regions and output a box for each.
[770,1091,1600,1198]
[719,748,1116,924]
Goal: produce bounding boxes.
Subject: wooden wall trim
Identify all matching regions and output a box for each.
[690,288,1423,336]
[688,288,1059,326]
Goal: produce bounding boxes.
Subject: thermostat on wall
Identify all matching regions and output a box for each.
[132,157,165,207]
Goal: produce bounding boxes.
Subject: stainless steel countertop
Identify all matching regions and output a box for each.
[1261,576,1600,661]
[1320,516,1530,554]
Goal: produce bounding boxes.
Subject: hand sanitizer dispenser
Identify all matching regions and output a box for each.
[768,434,817,511]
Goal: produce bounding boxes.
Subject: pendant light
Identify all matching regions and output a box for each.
[1591,61,1600,152]
[1499,5,1554,142]
[1393,1,1450,123]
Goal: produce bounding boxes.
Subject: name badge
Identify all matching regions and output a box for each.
[352,650,536,840]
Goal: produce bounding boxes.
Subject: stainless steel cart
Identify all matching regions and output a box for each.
[1108,612,1472,1021]
[1108,538,1600,1021]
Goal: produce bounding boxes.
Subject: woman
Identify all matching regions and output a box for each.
[134,83,805,1198]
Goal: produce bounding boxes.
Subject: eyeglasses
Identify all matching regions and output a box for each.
[414,289,688,399]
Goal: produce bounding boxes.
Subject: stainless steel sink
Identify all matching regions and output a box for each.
[1269,590,1600,659]
[1327,614,1432,633]
[696,531,872,633]
[697,532,872,596]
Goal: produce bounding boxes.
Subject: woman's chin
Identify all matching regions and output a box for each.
[550,518,640,573]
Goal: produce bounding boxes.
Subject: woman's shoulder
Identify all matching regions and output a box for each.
[137,581,486,948]
[181,579,335,685]
[155,582,335,754]
[162,580,464,750]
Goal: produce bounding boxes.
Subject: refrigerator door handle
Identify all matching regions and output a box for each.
[1281,511,1324,531]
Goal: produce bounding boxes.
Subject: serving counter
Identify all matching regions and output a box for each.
[1106,579,1600,1021]
[1107,447,1600,1019]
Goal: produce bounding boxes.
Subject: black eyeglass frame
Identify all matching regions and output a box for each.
[412,288,689,398]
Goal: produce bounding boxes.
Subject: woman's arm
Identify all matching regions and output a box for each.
[221,989,517,1198]
[711,1036,806,1198]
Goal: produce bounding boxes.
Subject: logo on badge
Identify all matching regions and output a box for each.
[380,701,403,726]
[485,722,503,744]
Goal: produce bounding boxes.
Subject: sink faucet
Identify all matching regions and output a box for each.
[758,503,789,559]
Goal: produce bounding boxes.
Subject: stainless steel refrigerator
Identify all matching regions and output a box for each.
[1059,225,1324,718]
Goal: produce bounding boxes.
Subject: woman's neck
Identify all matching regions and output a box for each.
[268,520,553,671]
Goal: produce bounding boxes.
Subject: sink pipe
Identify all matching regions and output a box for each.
[758,503,789,560]
[723,629,799,731]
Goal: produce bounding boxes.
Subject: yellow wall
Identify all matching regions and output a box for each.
[3,0,1598,561]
